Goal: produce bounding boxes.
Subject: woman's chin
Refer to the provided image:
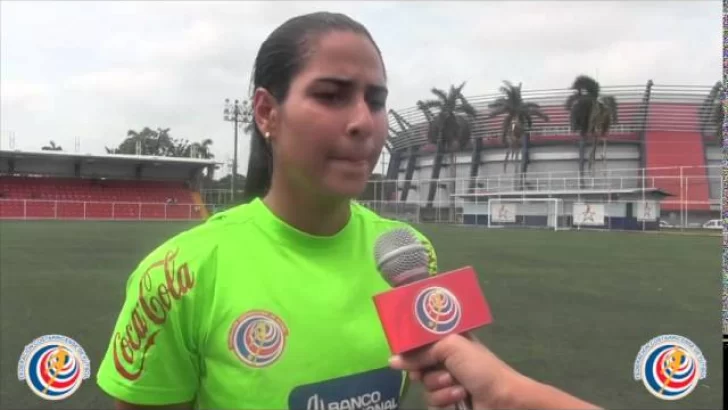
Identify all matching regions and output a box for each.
[323,178,369,200]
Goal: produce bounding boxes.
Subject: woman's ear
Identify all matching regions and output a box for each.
[253,87,279,138]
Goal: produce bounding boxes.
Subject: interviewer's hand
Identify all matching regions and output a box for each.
[388,334,517,408]
[388,334,601,410]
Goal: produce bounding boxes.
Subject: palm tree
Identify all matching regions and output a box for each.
[170,138,191,157]
[190,138,214,159]
[41,140,63,151]
[487,81,550,175]
[128,127,156,155]
[186,138,216,181]
[587,95,618,171]
[155,127,174,156]
[106,127,157,155]
[565,75,618,177]
[418,82,477,218]
[105,127,177,156]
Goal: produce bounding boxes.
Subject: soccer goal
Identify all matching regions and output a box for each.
[487,198,564,231]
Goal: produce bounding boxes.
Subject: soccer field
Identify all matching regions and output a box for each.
[0,220,721,409]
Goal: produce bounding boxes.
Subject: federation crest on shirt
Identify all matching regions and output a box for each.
[228,310,289,368]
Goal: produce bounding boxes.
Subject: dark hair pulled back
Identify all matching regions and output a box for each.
[240,12,384,203]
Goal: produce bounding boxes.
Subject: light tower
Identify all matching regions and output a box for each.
[223,98,253,201]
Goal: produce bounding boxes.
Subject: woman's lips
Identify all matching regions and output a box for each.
[329,157,370,172]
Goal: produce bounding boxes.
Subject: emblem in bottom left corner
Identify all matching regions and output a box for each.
[17,334,91,401]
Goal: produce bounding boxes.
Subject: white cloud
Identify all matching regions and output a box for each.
[0,80,50,106]
[0,0,720,174]
[66,68,169,96]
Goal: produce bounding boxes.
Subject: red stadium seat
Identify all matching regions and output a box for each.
[644,103,711,212]
[0,177,206,221]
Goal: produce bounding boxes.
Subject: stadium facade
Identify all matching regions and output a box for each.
[375,81,721,229]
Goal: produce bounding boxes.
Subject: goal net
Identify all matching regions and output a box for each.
[487,198,564,231]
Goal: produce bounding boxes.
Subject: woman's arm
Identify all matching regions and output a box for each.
[96,238,216,408]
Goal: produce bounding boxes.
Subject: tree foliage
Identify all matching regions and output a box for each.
[105,127,214,159]
[564,75,618,138]
[41,140,63,151]
[418,82,477,151]
[488,80,550,144]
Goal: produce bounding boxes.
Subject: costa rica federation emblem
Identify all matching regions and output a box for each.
[17,334,91,401]
[633,334,707,400]
[228,310,288,368]
[414,286,461,334]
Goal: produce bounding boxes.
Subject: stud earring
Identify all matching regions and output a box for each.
[264,131,270,140]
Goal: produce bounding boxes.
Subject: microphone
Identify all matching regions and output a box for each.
[371,227,494,410]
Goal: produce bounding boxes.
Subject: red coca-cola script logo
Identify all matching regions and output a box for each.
[112,248,196,380]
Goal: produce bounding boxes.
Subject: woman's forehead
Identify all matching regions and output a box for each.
[297,31,386,87]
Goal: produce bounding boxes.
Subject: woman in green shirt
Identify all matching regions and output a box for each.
[96,11,436,410]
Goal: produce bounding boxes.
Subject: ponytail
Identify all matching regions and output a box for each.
[241,124,273,203]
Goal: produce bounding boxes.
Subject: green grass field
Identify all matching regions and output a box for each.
[0,220,722,409]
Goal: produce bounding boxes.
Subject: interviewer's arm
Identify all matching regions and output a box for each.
[389,334,602,410]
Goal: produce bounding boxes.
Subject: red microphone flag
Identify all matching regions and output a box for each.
[372,266,493,354]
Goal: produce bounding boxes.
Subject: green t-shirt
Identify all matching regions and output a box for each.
[96,198,437,409]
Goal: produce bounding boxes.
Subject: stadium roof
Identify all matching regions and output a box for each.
[0,149,221,181]
[0,149,219,166]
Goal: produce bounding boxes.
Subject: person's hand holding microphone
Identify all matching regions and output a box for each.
[389,334,602,410]
[371,228,600,410]
[372,227,494,410]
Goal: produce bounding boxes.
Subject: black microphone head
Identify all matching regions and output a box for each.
[374,227,432,287]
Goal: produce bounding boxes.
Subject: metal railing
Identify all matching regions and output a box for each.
[463,165,719,195]
[365,164,720,196]
[361,164,721,229]
[0,199,211,221]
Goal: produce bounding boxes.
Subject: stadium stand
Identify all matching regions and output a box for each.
[643,103,711,212]
[0,150,218,220]
[377,82,721,229]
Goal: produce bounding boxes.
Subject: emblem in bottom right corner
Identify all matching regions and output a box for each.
[633,334,707,400]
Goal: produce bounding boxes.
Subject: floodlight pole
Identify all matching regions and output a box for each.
[223,98,253,202]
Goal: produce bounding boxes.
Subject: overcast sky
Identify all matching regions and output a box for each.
[0,0,720,175]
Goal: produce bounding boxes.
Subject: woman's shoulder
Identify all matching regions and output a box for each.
[132,202,259,275]
[175,201,261,241]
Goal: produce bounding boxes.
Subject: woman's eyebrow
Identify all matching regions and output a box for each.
[313,76,388,94]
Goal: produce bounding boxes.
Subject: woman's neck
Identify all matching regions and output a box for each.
[263,185,352,237]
